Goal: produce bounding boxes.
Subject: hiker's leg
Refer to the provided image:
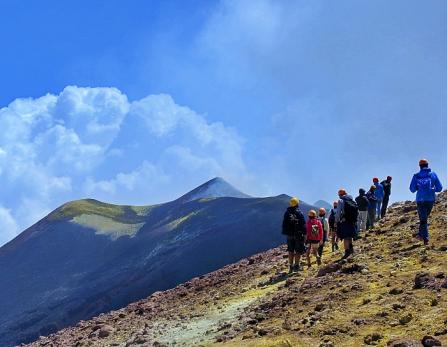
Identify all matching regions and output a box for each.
[368,208,375,228]
[318,242,324,257]
[376,200,382,219]
[306,246,311,266]
[381,196,389,218]
[361,211,368,231]
[288,252,294,266]
[343,238,350,251]
[313,244,319,257]
[357,213,362,233]
[418,201,434,241]
[417,202,428,240]
[294,253,301,266]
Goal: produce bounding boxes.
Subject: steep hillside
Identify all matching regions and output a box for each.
[27,192,447,347]
[0,178,313,347]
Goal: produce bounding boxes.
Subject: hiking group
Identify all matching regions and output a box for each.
[282,159,443,273]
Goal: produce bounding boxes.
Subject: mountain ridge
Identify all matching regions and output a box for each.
[0,178,314,347]
[26,192,447,347]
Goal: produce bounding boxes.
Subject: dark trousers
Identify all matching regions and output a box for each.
[416,201,434,241]
[381,195,390,218]
[367,208,375,229]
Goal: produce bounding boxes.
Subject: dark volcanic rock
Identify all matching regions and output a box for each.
[317,263,342,277]
[364,332,383,345]
[422,335,442,346]
[387,337,421,347]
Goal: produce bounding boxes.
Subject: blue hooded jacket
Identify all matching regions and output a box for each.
[374,182,385,200]
[409,167,443,202]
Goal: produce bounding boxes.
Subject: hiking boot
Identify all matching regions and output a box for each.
[341,250,351,260]
[423,239,429,246]
[316,257,322,266]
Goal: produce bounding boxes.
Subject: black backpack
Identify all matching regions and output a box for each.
[282,212,297,236]
[328,209,336,228]
[282,209,305,238]
[342,197,359,224]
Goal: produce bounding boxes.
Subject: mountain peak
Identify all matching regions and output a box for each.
[314,200,332,210]
[177,177,251,203]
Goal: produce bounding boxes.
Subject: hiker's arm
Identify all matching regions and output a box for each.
[319,222,324,245]
[298,212,306,231]
[409,175,418,193]
[433,173,443,193]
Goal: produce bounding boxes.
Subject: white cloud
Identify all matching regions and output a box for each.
[0,86,249,246]
[131,94,246,176]
[165,146,222,173]
[84,161,169,204]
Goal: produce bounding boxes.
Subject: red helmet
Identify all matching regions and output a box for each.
[373,177,379,183]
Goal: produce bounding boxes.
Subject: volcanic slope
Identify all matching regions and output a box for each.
[28,192,447,347]
[0,177,313,347]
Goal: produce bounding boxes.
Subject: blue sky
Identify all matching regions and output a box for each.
[0,0,446,245]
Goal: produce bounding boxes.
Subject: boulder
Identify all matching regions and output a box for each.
[422,335,442,346]
[387,337,421,347]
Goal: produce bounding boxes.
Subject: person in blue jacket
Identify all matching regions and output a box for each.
[409,159,443,245]
[373,177,384,219]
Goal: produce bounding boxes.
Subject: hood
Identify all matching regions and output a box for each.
[359,189,366,196]
[418,167,432,177]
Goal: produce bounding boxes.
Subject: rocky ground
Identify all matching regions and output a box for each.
[25,193,447,347]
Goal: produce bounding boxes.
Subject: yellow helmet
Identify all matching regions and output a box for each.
[308,209,317,217]
[289,197,299,207]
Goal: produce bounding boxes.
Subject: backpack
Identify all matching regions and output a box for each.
[417,174,433,192]
[328,209,336,228]
[311,223,320,237]
[342,197,359,224]
[282,209,303,236]
[282,212,295,235]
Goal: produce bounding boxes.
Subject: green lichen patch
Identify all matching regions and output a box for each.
[71,214,145,240]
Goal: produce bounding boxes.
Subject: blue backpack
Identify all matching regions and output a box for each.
[417,174,433,192]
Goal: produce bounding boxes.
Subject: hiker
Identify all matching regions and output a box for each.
[329,201,339,252]
[381,176,392,218]
[282,197,306,273]
[409,159,443,245]
[335,189,358,259]
[366,185,377,229]
[317,208,330,258]
[373,178,385,219]
[355,188,369,232]
[305,210,323,267]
